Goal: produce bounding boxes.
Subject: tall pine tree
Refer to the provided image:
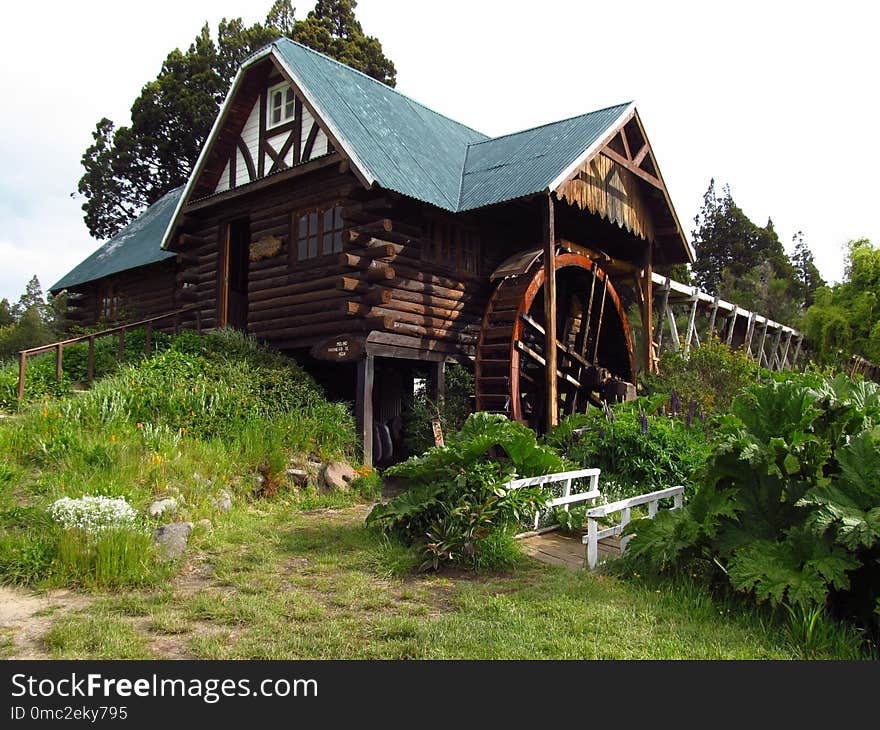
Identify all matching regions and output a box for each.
[77,0,395,240]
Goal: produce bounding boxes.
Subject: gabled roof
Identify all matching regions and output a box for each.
[272,38,489,211]
[164,38,690,258]
[51,187,181,293]
[458,103,632,211]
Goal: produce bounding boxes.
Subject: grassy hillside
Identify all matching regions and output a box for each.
[0,329,364,589]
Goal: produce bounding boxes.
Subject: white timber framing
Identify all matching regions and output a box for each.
[650,273,805,373]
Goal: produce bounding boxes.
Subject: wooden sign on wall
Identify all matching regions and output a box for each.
[249,234,282,262]
[310,336,365,362]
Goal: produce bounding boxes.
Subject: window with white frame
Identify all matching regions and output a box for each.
[267,82,296,128]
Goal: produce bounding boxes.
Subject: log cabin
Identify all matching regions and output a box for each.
[52,37,693,466]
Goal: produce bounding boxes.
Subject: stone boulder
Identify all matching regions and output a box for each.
[151,522,193,561]
[321,462,357,492]
[147,498,178,518]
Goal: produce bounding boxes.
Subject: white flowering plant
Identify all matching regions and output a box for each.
[49,496,142,534]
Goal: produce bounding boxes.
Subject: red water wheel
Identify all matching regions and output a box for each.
[475,251,636,431]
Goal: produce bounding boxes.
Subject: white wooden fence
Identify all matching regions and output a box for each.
[507,468,601,532]
[508,468,685,569]
[582,486,684,569]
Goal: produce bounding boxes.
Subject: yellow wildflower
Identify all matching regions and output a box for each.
[110,434,116,442]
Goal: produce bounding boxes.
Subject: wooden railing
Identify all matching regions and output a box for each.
[508,468,601,533]
[17,307,199,400]
[582,486,684,569]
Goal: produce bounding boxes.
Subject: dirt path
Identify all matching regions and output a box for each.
[0,586,92,659]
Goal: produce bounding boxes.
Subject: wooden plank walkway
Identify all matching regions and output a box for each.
[519,530,621,570]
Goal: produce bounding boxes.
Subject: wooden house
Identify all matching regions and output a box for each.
[52,38,693,465]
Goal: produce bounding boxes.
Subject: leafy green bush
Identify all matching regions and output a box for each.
[367,412,564,570]
[546,400,712,502]
[623,374,880,639]
[641,337,760,415]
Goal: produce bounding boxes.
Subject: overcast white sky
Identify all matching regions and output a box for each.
[0,0,876,303]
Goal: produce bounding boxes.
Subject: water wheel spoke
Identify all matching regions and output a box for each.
[590,276,608,365]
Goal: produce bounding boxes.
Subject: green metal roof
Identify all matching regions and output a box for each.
[272,39,631,213]
[51,187,181,293]
[272,38,489,211]
[458,103,632,211]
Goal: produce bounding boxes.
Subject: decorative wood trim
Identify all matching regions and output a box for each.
[264,141,284,169]
[619,129,632,160]
[237,138,256,182]
[228,151,236,189]
[600,146,663,189]
[265,119,297,137]
[274,130,297,172]
[293,97,303,165]
[632,143,649,167]
[184,153,342,212]
[258,88,267,179]
[302,121,320,162]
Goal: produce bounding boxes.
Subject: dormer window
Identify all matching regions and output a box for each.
[267,82,295,128]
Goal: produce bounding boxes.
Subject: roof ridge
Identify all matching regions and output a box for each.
[466,101,633,149]
[273,37,489,139]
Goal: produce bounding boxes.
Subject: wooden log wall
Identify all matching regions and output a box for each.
[175,165,508,358]
[64,260,178,331]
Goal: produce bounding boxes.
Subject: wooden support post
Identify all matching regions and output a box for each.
[656,278,671,350]
[620,506,633,552]
[757,321,769,367]
[357,354,375,468]
[87,336,95,382]
[55,344,63,382]
[769,328,783,371]
[707,295,720,339]
[642,243,654,373]
[725,306,738,346]
[744,313,757,357]
[791,335,804,367]
[17,352,26,400]
[431,360,446,403]
[586,518,599,569]
[683,288,699,355]
[543,195,558,430]
[780,330,794,369]
[667,302,680,350]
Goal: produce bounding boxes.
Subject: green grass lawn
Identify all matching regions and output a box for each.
[34,500,860,660]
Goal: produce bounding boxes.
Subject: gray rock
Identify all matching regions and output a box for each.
[322,461,357,492]
[212,490,232,513]
[196,519,213,531]
[286,468,309,487]
[151,522,193,560]
[147,498,178,518]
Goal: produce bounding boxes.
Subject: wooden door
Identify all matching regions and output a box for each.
[219,218,250,330]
